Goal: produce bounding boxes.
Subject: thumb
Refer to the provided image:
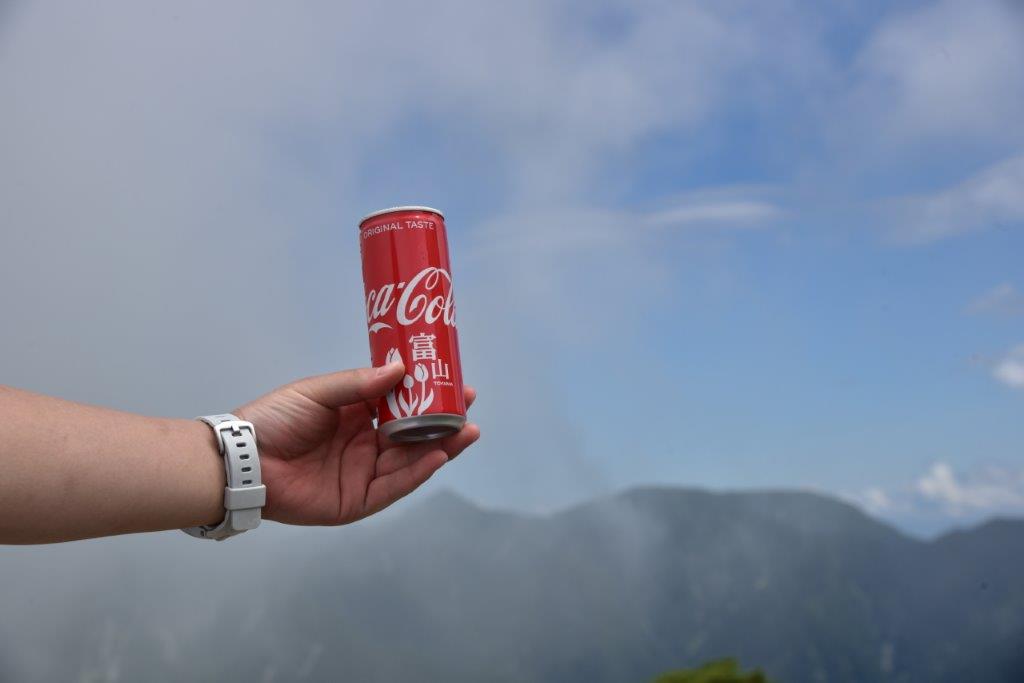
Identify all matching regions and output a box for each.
[289,361,404,408]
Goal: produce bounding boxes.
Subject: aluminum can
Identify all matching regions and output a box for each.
[358,206,466,442]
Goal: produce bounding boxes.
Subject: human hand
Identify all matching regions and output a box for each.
[235,362,479,526]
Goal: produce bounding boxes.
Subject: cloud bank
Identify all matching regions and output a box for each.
[855,461,1024,536]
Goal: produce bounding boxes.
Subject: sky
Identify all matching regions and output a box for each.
[1,0,1023,537]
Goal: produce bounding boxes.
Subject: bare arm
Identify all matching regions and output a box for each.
[0,386,223,543]
[0,363,479,544]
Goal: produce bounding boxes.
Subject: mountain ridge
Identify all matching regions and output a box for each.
[412,485,1022,543]
[4,485,1022,682]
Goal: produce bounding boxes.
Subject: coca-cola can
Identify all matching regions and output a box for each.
[358,206,466,442]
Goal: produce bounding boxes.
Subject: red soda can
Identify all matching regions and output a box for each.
[358,206,466,442]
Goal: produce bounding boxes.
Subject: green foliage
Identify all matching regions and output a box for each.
[653,658,770,683]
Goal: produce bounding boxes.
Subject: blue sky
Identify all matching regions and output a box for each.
[2,0,1023,535]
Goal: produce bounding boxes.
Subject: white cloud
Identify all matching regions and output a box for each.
[855,461,1024,533]
[825,0,1024,248]
[969,283,1024,316]
[886,153,1024,243]
[468,193,783,258]
[859,487,893,514]
[917,462,1024,514]
[646,200,782,230]
[458,191,781,355]
[0,1,796,514]
[850,0,1024,147]
[993,345,1024,389]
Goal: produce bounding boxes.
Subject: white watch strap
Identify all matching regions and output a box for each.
[183,413,267,541]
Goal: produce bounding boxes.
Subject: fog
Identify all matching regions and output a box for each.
[0,3,640,676]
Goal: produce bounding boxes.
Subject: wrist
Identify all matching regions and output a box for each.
[182,414,267,540]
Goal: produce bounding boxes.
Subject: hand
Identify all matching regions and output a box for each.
[235,362,479,526]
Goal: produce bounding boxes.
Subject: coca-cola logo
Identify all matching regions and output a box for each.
[366,267,455,332]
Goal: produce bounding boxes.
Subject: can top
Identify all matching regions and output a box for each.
[359,205,444,225]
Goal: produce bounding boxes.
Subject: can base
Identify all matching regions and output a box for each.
[381,413,466,443]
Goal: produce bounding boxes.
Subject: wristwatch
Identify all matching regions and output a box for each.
[183,413,267,541]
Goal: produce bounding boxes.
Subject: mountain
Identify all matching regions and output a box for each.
[213,487,1024,682]
[2,487,1022,682]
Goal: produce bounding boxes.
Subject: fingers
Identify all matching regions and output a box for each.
[375,422,481,477]
[364,449,448,517]
[445,421,480,461]
[361,415,480,518]
[289,361,404,409]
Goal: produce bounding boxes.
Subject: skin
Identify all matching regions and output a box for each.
[0,361,479,544]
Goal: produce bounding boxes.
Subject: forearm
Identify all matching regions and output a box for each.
[0,385,224,543]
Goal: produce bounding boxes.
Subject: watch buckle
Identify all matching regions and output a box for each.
[212,420,255,455]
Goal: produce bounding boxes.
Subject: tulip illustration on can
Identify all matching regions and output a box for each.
[358,206,466,442]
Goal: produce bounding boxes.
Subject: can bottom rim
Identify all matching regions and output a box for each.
[381,413,466,443]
